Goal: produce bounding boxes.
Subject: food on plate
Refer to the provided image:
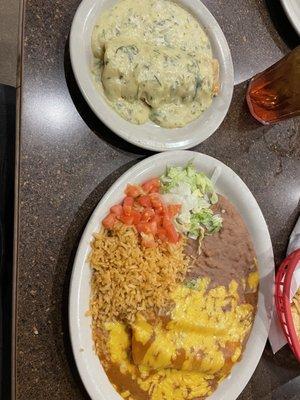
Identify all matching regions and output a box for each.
[88,163,259,400]
[90,223,189,324]
[91,0,219,128]
[160,164,222,239]
[185,194,259,297]
[291,288,300,338]
[131,279,254,373]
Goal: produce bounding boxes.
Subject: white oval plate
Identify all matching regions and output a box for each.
[69,151,274,400]
[280,0,300,36]
[70,0,234,151]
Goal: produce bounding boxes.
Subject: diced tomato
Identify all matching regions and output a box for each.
[157,227,168,242]
[141,233,157,248]
[167,228,179,244]
[102,213,116,229]
[156,206,166,216]
[162,214,171,229]
[152,213,163,226]
[142,178,160,194]
[119,213,134,225]
[141,208,155,222]
[149,220,158,235]
[136,222,151,234]
[138,195,152,208]
[148,185,159,193]
[131,210,142,225]
[136,221,157,235]
[167,204,181,217]
[136,222,146,234]
[125,184,143,198]
[149,193,163,210]
[142,239,157,248]
[115,181,182,246]
[110,204,123,217]
[163,219,179,243]
[132,201,144,213]
[123,196,134,216]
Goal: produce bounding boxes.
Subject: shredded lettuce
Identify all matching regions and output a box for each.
[160,163,222,239]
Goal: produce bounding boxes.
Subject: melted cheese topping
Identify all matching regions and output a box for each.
[105,278,255,400]
[91,0,218,128]
[247,271,259,292]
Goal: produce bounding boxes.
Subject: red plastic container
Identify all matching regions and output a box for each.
[275,249,300,361]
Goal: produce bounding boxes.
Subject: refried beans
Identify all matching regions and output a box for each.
[186,195,258,305]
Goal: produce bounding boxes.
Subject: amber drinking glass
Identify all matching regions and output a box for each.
[246,46,300,124]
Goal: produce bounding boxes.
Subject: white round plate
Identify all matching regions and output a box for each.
[280,0,300,36]
[69,151,274,400]
[70,0,234,151]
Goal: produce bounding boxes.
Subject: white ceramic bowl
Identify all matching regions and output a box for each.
[70,0,234,151]
[280,0,300,36]
[69,151,274,400]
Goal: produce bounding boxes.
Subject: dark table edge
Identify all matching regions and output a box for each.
[11,0,26,398]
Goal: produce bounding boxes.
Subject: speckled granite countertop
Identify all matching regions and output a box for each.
[14,0,300,399]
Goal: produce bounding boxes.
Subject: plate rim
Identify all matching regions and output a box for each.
[280,0,300,36]
[69,0,234,151]
[69,150,274,400]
